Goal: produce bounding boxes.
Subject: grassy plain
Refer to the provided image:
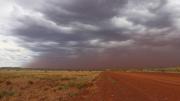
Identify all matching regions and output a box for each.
[0,67,179,101]
[0,69,100,101]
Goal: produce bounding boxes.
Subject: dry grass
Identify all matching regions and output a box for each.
[0,69,100,101]
[111,67,180,73]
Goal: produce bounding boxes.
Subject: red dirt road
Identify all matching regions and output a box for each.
[75,72,180,101]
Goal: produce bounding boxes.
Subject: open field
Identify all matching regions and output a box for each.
[0,69,100,101]
[1,68,180,101]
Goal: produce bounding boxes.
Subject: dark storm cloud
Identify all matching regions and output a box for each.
[12,0,180,68]
[43,0,127,24]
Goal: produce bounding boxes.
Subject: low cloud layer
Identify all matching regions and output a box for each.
[0,0,180,68]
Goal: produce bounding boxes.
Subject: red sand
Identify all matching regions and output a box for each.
[74,72,180,101]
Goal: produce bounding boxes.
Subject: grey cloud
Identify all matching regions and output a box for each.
[124,0,172,29]
[10,0,180,68]
[42,0,127,24]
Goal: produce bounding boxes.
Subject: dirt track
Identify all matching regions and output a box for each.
[75,72,180,101]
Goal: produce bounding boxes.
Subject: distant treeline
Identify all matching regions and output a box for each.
[1,66,180,72]
[109,67,180,72]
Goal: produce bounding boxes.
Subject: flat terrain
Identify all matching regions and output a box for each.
[75,71,180,101]
[0,70,100,101]
[1,70,180,101]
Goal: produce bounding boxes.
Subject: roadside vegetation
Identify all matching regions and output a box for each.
[0,69,100,101]
[109,67,180,73]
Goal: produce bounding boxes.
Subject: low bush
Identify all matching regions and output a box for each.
[0,90,15,99]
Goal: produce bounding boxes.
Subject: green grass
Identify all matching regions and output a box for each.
[0,90,15,99]
[58,83,70,90]
[68,92,78,97]
[58,80,90,90]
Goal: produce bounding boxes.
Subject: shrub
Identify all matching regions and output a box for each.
[68,92,78,97]
[58,81,89,90]
[60,77,76,81]
[58,83,70,90]
[0,90,15,99]
[28,80,34,85]
[6,81,12,85]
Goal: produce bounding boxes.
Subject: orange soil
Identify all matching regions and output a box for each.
[74,72,180,101]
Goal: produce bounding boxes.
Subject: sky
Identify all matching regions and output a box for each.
[0,0,180,69]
